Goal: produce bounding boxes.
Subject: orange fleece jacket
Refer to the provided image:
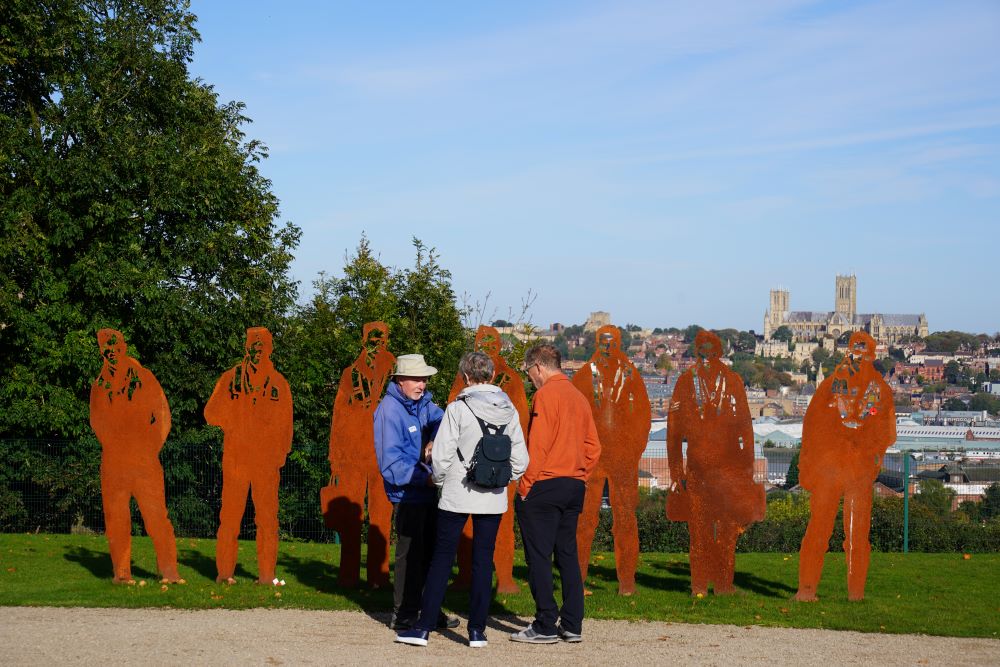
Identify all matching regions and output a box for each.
[517,373,601,498]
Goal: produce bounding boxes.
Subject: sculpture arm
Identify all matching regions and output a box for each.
[666,377,689,483]
[203,372,232,428]
[731,376,755,467]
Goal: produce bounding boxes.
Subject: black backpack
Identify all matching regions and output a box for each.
[456,398,513,489]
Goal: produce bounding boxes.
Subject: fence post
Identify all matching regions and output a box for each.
[902,454,910,554]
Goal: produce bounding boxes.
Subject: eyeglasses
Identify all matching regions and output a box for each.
[522,362,538,374]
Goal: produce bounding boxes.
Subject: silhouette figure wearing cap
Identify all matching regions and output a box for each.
[323,321,395,588]
[796,330,895,601]
[205,327,293,585]
[90,328,182,584]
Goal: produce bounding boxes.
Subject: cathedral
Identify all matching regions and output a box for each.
[763,275,928,345]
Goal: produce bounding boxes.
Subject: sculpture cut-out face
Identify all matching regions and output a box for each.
[475,328,502,358]
[597,326,621,358]
[98,329,127,372]
[363,322,388,361]
[694,330,723,368]
[245,327,273,366]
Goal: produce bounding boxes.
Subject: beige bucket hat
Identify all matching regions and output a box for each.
[392,354,438,377]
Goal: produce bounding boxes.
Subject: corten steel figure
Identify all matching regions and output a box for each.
[205,327,293,585]
[796,331,895,601]
[666,330,763,596]
[321,321,395,588]
[572,325,651,595]
[447,325,528,594]
[90,329,182,584]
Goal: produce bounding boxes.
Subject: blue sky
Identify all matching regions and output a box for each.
[187,0,1000,334]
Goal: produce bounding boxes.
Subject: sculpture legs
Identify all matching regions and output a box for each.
[366,475,393,588]
[608,472,639,595]
[101,474,134,584]
[575,468,607,584]
[843,480,874,601]
[250,469,281,584]
[494,485,519,594]
[132,465,180,582]
[330,470,365,587]
[795,484,840,601]
[216,473,250,582]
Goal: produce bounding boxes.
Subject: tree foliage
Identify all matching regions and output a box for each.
[1,0,300,441]
[771,326,793,343]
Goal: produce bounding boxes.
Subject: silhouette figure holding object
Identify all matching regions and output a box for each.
[572,325,651,595]
[447,326,528,594]
[89,328,181,584]
[796,330,895,602]
[666,330,762,596]
[205,327,292,585]
[322,322,395,588]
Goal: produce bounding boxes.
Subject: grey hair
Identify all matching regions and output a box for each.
[459,351,494,384]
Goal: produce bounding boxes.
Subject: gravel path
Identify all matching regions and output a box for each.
[1,607,997,666]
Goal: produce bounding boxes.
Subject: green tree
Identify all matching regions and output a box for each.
[771,326,793,343]
[913,479,956,518]
[981,482,1000,520]
[655,353,673,375]
[1,0,300,440]
[969,392,1000,415]
[784,450,800,489]
[941,397,968,411]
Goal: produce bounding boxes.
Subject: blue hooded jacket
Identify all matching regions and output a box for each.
[374,381,444,504]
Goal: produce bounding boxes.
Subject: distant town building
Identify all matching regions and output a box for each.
[583,310,611,332]
[763,274,928,344]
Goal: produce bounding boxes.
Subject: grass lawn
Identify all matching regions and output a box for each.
[0,533,997,638]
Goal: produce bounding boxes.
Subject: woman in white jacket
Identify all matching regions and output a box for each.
[395,351,528,648]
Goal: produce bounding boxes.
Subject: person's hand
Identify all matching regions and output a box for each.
[423,441,433,463]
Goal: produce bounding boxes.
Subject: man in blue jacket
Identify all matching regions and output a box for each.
[374,353,456,631]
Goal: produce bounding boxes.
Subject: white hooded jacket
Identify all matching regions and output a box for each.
[431,383,528,514]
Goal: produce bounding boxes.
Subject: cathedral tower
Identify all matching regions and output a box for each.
[764,289,789,339]
[835,274,856,320]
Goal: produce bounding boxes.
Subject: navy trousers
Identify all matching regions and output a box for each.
[414,509,502,633]
[515,477,586,635]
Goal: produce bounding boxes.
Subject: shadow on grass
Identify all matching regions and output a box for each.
[177,548,255,582]
[649,559,795,597]
[584,561,691,593]
[63,545,158,581]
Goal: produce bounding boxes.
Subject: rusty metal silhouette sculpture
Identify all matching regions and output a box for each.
[572,325,650,595]
[205,327,293,585]
[320,322,395,588]
[447,325,528,594]
[796,331,895,601]
[666,330,763,595]
[89,329,182,584]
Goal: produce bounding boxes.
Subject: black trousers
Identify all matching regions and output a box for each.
[392,501,438,624]
[515,477,586,635]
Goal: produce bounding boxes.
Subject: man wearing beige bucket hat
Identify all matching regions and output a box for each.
[374,354,457,631]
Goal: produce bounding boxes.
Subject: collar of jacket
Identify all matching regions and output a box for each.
[386,380,434,415]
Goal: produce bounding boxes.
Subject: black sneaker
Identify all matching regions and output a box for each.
[468,629,488,648]
[437,613,460,629]
[389,613,416,631]
[557,625,582,643]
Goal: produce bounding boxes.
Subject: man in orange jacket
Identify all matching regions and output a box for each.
[511,344,601,644]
